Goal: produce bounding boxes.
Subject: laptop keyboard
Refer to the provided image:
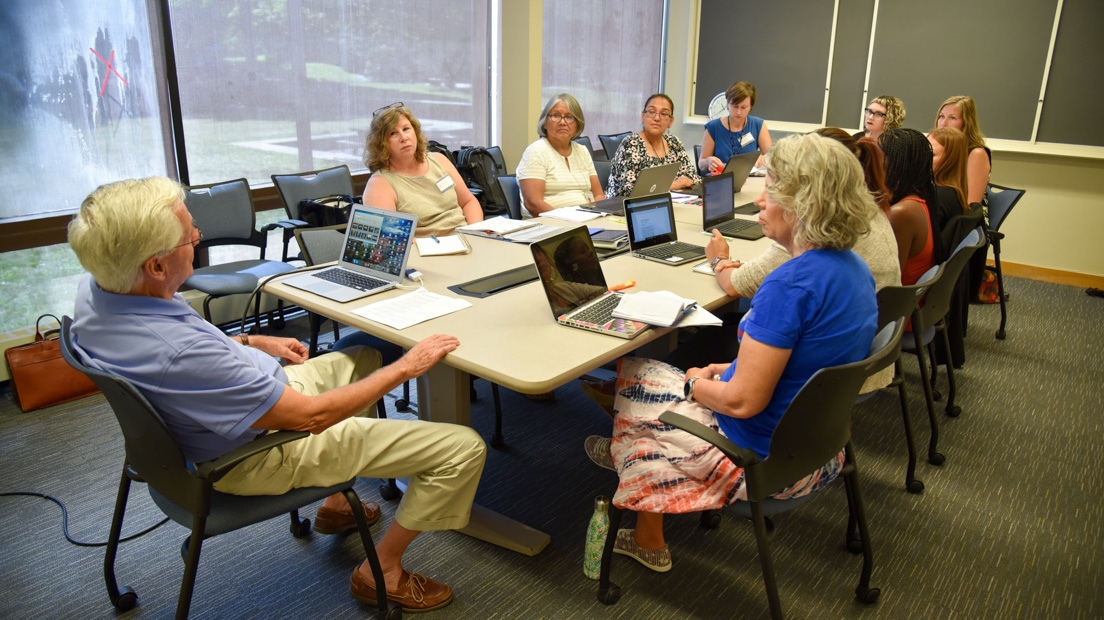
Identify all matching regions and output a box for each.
[571,293,621,324]
[715,219,757,235]
[639,241,702,259]
[316,268,388,291]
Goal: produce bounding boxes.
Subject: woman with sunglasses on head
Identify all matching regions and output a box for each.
[934,96,990,206]
[699,81,771,175]
[854,95,906,141]
[362,103,483,237]
[606,94,700,197]
[517,93,605,217]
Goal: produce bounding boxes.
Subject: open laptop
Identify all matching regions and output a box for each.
[701,172,765,240]
[682,150,760,197]
[531,226,647,339]
[282,205,418,303]
[624,193,706,265]
[581,162,680,215]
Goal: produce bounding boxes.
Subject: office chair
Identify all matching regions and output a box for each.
[694,144,702,163]
[58,318,395,620]
[292,224,349,356]
[900,228,986,466]
[497,175,522,220]
[271,165,357,261]
[984,184,1026,340]
[595,321,902,618]
[593,159,612,194]
[598,132,632,160]
[484,145,508,175]
[182,179,297,333]
[573,135,596,158]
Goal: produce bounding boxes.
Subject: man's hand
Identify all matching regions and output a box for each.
[397,334,460,379]
[246,335,309,365]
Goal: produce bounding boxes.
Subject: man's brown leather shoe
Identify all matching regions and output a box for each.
[312,500,381,535]
[350,568,453,613]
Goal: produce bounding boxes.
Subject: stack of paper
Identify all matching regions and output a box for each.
[457,217,539,239]
[612,290,722,327]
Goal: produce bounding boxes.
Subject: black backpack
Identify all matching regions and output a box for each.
[427,140,457,166]
[455,146,509,217]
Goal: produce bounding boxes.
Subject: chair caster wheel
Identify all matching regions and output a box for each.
[847,537,863,555]
[700,510,722,529]
[907,479,925,494]
[379,482,402,501]
[856,585,881,604]
[490,433,504,449]
[597,585,622,605]
[180,537,189,562]
[932,389,943,401]
[995,329,1006,340]
[291,517,312,538]
[945,405,961,417]
[385,604,403,619]
[112,586,138,611]
[928,452,945,466]
[394,398,410,412]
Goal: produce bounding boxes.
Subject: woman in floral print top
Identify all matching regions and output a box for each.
[606,94,700,197]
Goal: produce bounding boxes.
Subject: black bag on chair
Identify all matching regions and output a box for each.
[298,194,354,227]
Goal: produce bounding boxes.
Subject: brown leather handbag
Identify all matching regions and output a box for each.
[4,314,99,412]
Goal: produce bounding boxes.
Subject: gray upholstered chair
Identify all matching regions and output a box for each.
[270,165,356,261]
[183,178,296,333]
[598,132,632,160]
[497,175,522,220]
[593,159,612,194]
[573,135,596,158]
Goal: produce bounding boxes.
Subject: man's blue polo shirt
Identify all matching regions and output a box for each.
[71,275,287,463]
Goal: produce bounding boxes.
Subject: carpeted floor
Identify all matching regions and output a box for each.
[1,275,1101,619]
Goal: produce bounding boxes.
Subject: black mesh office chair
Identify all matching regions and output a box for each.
[984,184,1026,340]
[183,179,297,333]
[595,321,902,618]
[598,132,632,160]
[271,165,357,262]
[58,318,395,620]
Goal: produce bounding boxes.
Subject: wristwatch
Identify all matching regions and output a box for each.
[710,256,725,269]
[684,376,701,401]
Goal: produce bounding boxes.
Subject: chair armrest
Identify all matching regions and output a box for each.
[658,411,759,468]
[987,230,1004,241]
[262,220,309,233]
[195,430,309,482]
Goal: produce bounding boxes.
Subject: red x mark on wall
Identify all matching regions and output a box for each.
[90,48,129,96]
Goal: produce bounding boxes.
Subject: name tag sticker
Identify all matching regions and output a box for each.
[739,132,755,147]
[436,175,455,193]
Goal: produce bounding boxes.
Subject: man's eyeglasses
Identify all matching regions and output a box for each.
[864,108,887,119]
[643,109,673,119]
[173,220,203,250]
[548,113,577,125]
[373,102,404,117]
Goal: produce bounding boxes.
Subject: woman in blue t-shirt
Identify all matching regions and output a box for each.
[583,134,878,573]
[699,81,772,175]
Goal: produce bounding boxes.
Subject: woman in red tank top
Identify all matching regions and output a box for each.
[879,128,939,286]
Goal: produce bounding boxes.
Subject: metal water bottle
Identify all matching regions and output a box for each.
[583,495,611,579]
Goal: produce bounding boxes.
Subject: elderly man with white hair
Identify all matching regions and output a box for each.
[67,177,484,613]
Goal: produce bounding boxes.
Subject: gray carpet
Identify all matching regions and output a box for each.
[1,275,1101,619]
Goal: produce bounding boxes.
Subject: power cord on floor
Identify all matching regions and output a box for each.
[0,491,169,547]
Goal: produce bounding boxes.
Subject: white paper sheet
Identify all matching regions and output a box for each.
[351,288,472,330]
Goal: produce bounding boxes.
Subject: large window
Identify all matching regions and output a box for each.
[170,0,491,185]
[541,0,665,148]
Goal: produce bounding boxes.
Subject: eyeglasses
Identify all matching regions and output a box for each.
[643,109,673,119]
[864,108,887,119]
[172,220,203,250]
[547,113,577,125]
[373,102,404,117]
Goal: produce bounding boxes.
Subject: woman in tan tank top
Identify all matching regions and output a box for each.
[362,104,483,236]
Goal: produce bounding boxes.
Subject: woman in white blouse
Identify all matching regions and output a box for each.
[517,93,606,216]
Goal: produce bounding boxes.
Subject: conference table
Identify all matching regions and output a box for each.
[263,176,768,556]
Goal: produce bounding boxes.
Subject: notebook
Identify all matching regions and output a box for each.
[282,205,417,303]
[682,150,760,197]
[701,172,765,240]
[580,162,681,216]
[530,226,647,339]
[624,193,706,265]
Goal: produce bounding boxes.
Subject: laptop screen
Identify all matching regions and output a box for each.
[626,194,677,246]
[702,172,735,226]
[342,207,415,277]
[531,226,609,318]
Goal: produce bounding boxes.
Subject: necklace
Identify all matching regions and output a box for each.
[644,133,668,160]
[726,114,750,157]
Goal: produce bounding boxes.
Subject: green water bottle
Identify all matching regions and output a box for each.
[583,495,610,580]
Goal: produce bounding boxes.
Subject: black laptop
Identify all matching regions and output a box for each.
[624,193,706,265]
[701,173,764,240]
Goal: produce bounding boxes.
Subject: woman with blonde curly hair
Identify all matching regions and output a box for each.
[934,95,990,205]
[362,103,482,236]
[581,134,877,572]
[855,95,906,141]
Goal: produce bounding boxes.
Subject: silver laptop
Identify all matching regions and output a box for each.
[282,205,418,303]
[624,193,706,265]
[581,162,681,215]
[531,226,646,339]
[682,150,760,197]
[701,172,764,240]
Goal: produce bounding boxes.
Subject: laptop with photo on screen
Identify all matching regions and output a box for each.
[682,150,760,197]
[624,193,706,265]
[282,205,418,303]
[531,225,647,339]
[701,172,765,240]
[581,162,680,215]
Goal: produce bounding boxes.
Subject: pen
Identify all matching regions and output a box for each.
[430,234,441,243]
[682,302,698,314]
[577,208,603,214]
